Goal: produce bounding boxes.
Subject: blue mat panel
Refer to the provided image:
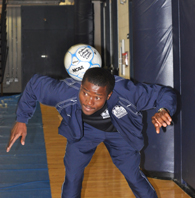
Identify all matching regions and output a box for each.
[0,95,51,198]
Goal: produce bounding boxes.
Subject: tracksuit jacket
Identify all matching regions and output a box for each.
[16,74,177,151]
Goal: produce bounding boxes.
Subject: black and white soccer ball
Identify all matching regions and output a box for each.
[64,44,102,81]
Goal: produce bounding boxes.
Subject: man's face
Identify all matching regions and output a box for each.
[79,80,112,115]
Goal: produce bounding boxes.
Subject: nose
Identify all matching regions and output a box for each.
[86,96,94,106]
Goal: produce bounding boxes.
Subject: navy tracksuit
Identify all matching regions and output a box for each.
[16,74,177,198]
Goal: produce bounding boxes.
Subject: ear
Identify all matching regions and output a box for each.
[107,91,113,100]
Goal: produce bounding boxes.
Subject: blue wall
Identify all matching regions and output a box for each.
[132,0,175,176]
[132,0,195,191]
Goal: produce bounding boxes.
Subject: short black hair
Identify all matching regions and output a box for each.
[82,68,115,95]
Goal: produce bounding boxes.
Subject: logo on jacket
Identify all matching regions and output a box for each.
[101,109,110,119]
[112,105,127,119]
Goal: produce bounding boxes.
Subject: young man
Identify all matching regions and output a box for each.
[7,68,177,198]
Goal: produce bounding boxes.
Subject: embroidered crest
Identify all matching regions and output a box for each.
[101,109,110,119]
[112,105,127,119]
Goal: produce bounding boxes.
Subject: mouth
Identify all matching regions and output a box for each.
[82,104,95,113]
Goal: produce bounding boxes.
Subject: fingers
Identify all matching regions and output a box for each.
[21,133,27,145]
[6,134,26,152]
[155,126,160,134]
[6,133,20,152]
[152,110,172,134]
[152,117,161,134]
[6,122,27,152]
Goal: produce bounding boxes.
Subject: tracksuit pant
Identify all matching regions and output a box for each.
[61,123,158,198]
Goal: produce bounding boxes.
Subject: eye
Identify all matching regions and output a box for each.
[95,96,101,100]
[83,91,88,96]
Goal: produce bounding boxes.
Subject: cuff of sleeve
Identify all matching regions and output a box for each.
[156,105,174,116]
[16,117,28,124]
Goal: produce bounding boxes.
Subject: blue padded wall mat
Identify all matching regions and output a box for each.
[0,95,51,198]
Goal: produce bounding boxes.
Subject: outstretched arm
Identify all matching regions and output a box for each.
[6,75,77,152]
[151,108,172,134]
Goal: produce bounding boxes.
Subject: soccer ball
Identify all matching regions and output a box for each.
[64,44,102,81]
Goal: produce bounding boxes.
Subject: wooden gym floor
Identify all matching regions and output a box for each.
[41,104,191,198]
